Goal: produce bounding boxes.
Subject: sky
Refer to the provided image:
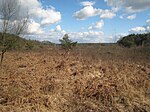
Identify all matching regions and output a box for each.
[1,0,150,43]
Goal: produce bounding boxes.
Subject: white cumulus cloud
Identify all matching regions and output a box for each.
[129,27,146,34]
[0,0,62,36]
[39,8,61,26]
[81,1,95,6]
[27,20,44,34]
[88,20,104,30]
[74,2,116,20]
[129,19,150,34]
[100,10,116,19]
[69,31,104,43]
[127,14,136,20]
[55,25,62,31]
[74,5,102,20]
[146,19,150,25]
[18,0,61,26]
[28,29,105,43]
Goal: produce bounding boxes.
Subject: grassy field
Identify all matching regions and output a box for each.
[0,45,150,112]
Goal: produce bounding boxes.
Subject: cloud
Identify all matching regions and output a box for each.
[26,25,66,43]
[74,1,116,20]
[39,9,61,26]
[145,26,150,32]
[111,19,150,41]
[129,27,146,34]
[48,27,105,43]
[119,14,136,20]
[113,33,128,42]
[100,10,116,19]
[119,15,124,19]
[69,31,104,43]
[146,20,150,32]
[128,19,150,34]
[73,5,102,20]
[27,29,105,43]
[0,0,63,42]
[127,14,136,20]
[88,20,104,30]
[27,20,44,34]
[146,19,150,25]
[46,25,66,42]
[105,0,150,13]
[19,0,61,26]
[81,1,95,6]
[0,0,62,35]
[55,25,62,31]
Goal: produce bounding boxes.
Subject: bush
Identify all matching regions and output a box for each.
[0,33,46,51]
[25,42,34,50]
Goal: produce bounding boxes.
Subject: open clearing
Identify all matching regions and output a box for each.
[0,45,150,112]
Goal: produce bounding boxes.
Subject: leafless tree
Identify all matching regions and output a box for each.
[0,0,29,65]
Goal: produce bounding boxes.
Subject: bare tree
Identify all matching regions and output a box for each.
[0,0,29,65]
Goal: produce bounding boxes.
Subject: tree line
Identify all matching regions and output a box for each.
[117,33,150,47]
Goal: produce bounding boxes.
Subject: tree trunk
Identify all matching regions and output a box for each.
[0,49,6,66]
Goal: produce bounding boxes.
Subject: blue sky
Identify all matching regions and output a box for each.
[2,0,150,43]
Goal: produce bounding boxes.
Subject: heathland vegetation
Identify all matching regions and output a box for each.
[0,32,150,112]
[0,0,150,111]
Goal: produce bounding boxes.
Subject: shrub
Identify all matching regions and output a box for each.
[25,41,34,50]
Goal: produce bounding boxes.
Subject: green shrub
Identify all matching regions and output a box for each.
[25,42,34,50]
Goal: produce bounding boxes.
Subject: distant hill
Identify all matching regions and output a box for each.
[0,33,54,50]
[117,33,150,47]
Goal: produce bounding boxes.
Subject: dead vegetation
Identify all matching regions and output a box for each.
[0,45,150,112]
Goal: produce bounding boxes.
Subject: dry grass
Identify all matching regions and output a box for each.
[0,45,150,112]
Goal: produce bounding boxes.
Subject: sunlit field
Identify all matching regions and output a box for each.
[0,45,150,112]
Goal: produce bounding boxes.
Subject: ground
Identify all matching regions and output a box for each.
[0,45,150,112]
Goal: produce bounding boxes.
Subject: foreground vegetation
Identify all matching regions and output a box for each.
[0,45,150,112]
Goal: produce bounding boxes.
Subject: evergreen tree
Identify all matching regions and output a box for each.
[59,34,77,55]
